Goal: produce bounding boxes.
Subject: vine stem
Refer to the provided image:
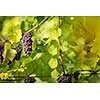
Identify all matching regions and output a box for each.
[25,16,48,33]
[57,16,65,75]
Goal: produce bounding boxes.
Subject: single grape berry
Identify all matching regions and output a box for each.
[14,47,22,60]
[57,74,72,83]
[73,71,80,80]
[24,76,36,83]
[0,44,4,63]
[22,32,32,56]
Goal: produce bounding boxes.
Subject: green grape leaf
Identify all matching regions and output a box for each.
[3,42,11,61]
[1,17,22,36]
[8,29,22,44]
[21,21,29,32]
[36,17,58,39]
[8,49,17,61]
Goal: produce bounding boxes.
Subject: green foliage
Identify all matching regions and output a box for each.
[0,16,100,83]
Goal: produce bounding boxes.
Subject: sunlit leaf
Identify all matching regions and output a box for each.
[8,49,17,61]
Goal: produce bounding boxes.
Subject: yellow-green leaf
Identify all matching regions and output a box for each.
[8,49,17,61]
[3,43,11,60]
[36,17,58,39]
[8,29,22,44]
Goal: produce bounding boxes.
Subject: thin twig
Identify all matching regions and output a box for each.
[57,16,65,75]
[25,16,48,33]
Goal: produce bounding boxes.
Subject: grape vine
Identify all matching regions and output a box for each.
[0,16,100,83]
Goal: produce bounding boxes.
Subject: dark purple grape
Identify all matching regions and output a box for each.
[73,71,80,80]
[24,76,36,83]
[0,44,4,63]
[0,44,4,53]
[14,47,22,60]
[57,74,72,83]
[0,55,3,63]
[22,32,32,56]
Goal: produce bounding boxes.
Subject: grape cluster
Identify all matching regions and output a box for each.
[22,32,32,56]
[57,74,72,83]
[24,76,36,83]
[14,47,22,60]
[0,44,4,63]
